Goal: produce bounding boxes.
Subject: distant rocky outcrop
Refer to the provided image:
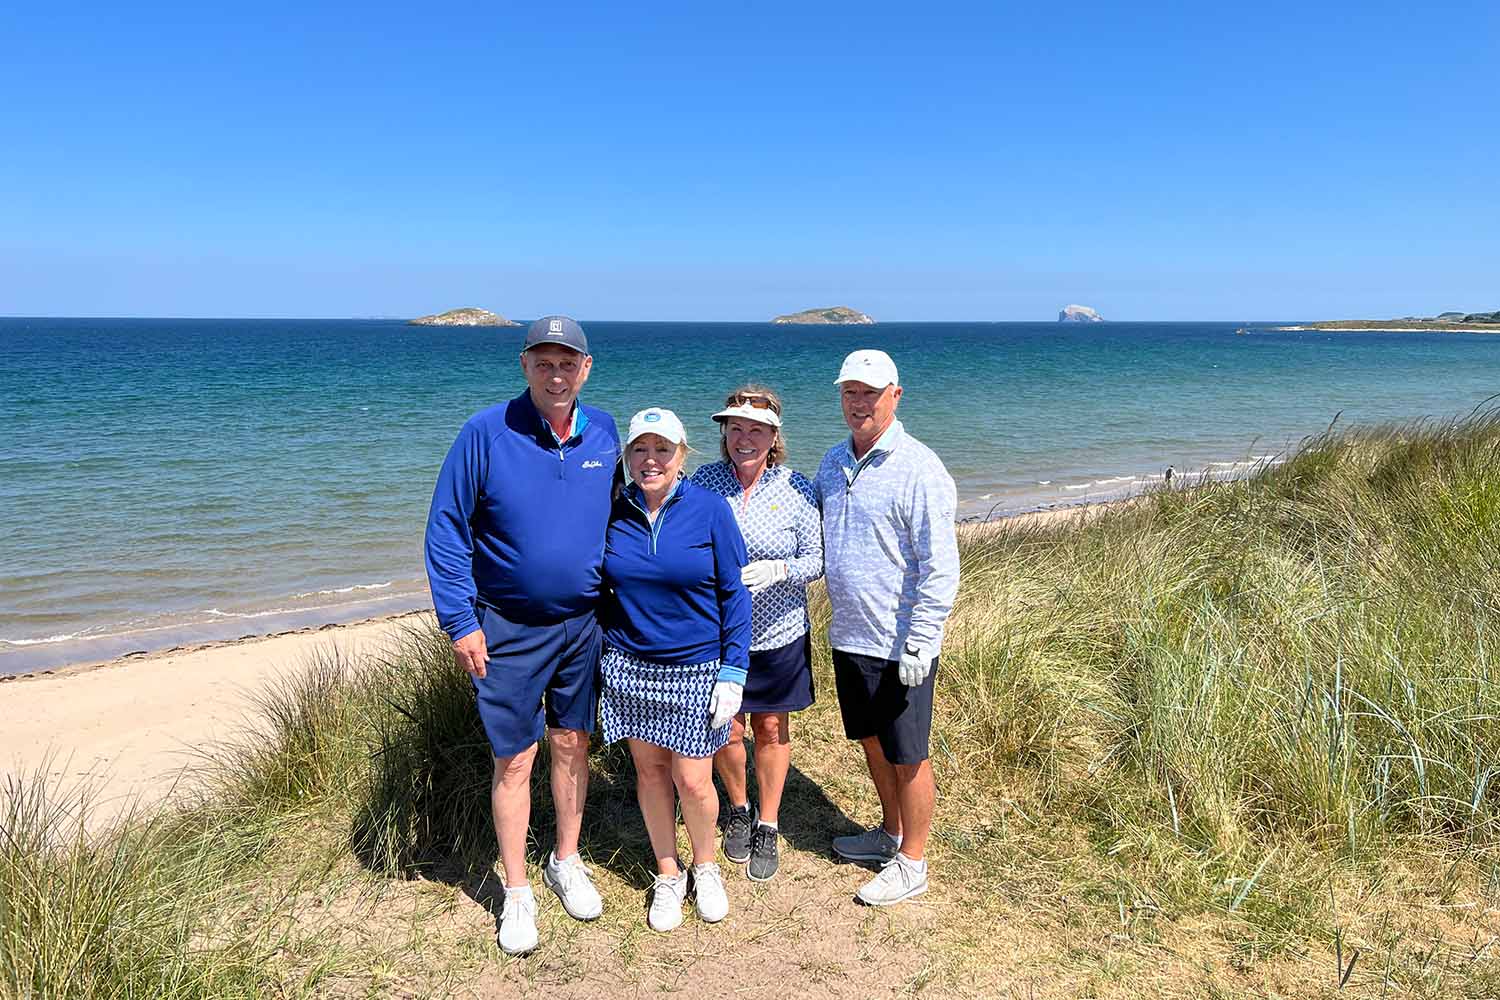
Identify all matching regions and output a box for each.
[1058,305,1104,323]
[409,308,520,327]
[1285,309,1500,332]
[771,306,876,325]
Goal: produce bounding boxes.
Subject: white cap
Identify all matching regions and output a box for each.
[834,349,899,388]
[626,407,688,447]
[711,402,782,428]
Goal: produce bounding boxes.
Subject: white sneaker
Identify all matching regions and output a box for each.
[692,861,729,923]
[855,853,929,907]
[647,869,689,932]
[543,851,603,920]
[497,886,539,954]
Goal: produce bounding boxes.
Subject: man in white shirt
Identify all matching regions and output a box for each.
[814,349,960,906]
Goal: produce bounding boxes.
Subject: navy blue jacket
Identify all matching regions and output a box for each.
[601,478,751,684]
[424,391,620,640]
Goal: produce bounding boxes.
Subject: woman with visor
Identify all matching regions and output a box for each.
[690,384,823,881]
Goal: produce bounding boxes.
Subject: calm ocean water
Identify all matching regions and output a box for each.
[3,318,1498,673]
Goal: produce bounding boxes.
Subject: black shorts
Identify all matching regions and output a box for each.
[831,649,937,765]
[743,633,815,714]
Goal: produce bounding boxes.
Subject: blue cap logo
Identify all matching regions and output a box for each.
[644,411,661,422]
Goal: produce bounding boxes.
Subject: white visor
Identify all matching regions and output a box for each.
[711,402,782,428]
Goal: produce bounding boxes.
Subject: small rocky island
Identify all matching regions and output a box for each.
[771,305,875,325]
[1058,305,1104,323]
[409,308,521,327]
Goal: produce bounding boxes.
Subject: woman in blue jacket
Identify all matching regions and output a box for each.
[599,407,752,933]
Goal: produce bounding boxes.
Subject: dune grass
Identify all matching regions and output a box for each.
[5,411,1500,997]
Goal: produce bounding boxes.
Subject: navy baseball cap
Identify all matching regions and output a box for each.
[522,315,589,355]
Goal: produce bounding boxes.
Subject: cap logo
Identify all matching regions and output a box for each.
[644,412,661,422]
[548,319,563,336]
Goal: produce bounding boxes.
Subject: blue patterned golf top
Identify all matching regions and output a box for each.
[690,460,823,651]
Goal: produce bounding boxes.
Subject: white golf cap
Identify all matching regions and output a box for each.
[711,402,782,428]
[834,349,899,388]
[626,407,688,447]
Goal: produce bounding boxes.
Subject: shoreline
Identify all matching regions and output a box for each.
[0,493,1142,684]
[1274,324,1500,333]
[1,454,1274,676]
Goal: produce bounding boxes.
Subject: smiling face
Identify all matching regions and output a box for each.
[723,416,775,478]
[840,380,902,449]
[626,433,686,499]
[520,344,592,421]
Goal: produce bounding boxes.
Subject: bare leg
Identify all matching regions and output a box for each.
[750,712,791,825]
[547,727,589,859]
[671,753,720,866]
[492,744,538,887]
[892,759,936,860]
[712,714,750,808]
[629,739,681,876]
[858,736,903,839]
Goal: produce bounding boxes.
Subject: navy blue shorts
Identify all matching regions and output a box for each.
[471,603,601,758]
[743,633,815,714]
[831,649,938,765]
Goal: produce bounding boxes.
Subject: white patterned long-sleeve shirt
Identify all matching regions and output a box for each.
[815,420,959,661]
[690,460,823,651]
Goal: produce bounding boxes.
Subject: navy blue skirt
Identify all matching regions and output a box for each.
[743,633,815,714]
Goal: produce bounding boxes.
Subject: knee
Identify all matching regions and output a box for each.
[547,728,588,761]
[750,713,787,746]
[893,760,930,783]
[635,758,673,791]
[672,761,714,800]
[494,744,537,785]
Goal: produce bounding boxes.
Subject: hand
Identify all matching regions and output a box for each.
[741,560,789,594]
[898,647,933,687]
[708,681,744,729]
[452,628,489,679]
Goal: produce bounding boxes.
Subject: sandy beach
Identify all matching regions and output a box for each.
[0,611,434,825]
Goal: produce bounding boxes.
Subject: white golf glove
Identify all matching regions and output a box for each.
[740,560,789,594]
[708,680,743,729]
[898,646,933,687]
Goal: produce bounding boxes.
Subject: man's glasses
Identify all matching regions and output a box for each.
[732,394,779,413]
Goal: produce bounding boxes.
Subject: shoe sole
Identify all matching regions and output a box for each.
[856,881,929,907]
[498,936,538,956]
[542,869,602,921]
[746,863,778,883]
[723,842,751,864]
[832,845,897,864]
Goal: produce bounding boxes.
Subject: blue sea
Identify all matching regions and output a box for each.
[3,318,1498,674]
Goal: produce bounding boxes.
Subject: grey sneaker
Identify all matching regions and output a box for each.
[856,854,929,906]
[722,803,754,863]
[747,824,780,882]
[831,825,901,864]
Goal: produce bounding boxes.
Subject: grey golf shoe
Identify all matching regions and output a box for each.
[722,803,755,864]
[747,824,780,882]
[831,825,900,864]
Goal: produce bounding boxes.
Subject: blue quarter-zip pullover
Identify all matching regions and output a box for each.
[601,478,751,684]
[425,391,620,640]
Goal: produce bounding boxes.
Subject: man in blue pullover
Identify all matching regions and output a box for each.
[424,316,621,955]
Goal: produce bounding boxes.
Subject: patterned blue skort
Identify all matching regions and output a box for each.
[599,645,730,758]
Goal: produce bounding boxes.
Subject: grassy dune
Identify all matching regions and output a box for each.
[6,412,1500,998]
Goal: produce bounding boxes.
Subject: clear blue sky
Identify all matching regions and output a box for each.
[2,1,1496,320]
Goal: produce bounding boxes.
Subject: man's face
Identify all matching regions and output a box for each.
[840,380,902,440]
[520,345,592,413]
